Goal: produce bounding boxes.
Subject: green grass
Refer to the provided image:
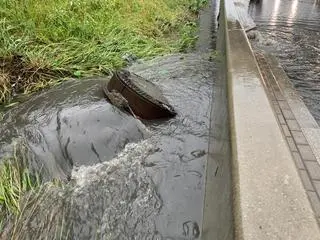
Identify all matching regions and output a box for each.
[0,0,207,103]
[0,141,41,233]
[0,141,66,239]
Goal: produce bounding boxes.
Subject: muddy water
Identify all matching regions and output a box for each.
[0,79,149,179]
[196,0,218,52]
[248,0,320,123]
[2,54,216,240]
[129,54,215,239]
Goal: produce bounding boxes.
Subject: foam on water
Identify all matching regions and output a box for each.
[69,140,162,239]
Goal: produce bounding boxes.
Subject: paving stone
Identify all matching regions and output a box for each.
[313,181,320,198]
[278,100,290,110]
[268,91,276,101]
[274,90,285,100]
[273,102,282,114]
[287,119,300,131]
[305,161,320,180]
[268,77,278,88]
[298,145,317,161]
[291,131,308,145]
[302,128,320,165]
[281,124,291,137]
[307,191,320,217]
[299,170,314,191]
[282,109,296,120]
[277,114,286,125]
[292,151,305,169]
[286,137,298,151]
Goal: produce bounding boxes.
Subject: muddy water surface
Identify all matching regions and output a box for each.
[0,79,148,179]
[129,54,215,239]
[1,53,216,240]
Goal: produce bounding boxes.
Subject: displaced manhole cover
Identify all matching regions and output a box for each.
[103,70,176,120]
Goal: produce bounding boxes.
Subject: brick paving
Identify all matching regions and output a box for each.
[255,51,320,223]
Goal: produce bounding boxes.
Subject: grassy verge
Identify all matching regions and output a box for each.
[0,141,41,232]
[0,0,207,104]
[0,141,68,239]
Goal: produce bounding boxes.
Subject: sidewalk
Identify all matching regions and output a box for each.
[255,51,320,223]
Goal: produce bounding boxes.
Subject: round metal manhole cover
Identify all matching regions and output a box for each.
[103,70,176,120]
[117,70,171,106]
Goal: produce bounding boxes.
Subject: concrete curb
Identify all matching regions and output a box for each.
[220,0,320,239]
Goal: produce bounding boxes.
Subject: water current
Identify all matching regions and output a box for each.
[0,54,216,240]
[249,0,320,123]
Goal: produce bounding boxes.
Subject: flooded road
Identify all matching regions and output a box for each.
[248,0,320,123]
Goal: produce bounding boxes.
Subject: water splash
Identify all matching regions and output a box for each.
[3,141,162,240]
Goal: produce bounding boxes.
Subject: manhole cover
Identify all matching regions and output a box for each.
[103,70,176,120]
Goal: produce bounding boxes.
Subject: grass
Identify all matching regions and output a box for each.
[0,0,208,104]
[0,141,41,231]
[0,140,68,239]
[4,183,70,240]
